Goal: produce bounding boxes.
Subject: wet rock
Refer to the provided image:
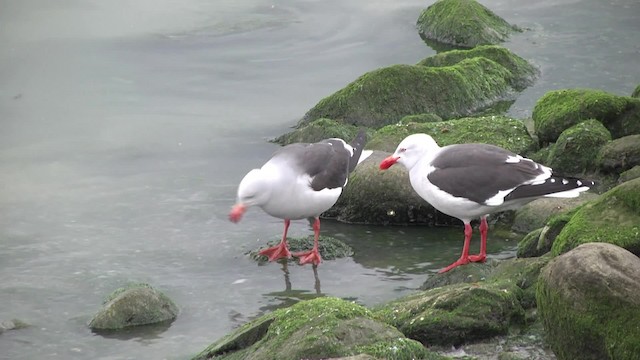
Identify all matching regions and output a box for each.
[551,177,640,256]
[537,242,640,360]
[417,45,538,91]
[300,58,518,128]
[511,194,597,234]
[487,255,552,309]
[374,281,525,347]
[89,283,179,331]
[632,84,640,98]
[546,119,611,175]
[0,319,29,334]
[247,235,353,263]
[597,134,640,174]
[323,151,456,226]
[192,297,443,360]
[272,118,369,146]
[416,0,521,48]
[619,165,640,183]
[532,88,640,144]
[366,115,536,154]
[399,113,443,124]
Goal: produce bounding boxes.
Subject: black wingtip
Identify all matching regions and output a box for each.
[348,130,367,173]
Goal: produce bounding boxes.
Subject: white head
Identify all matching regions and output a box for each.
[379,133,440,171]
[229,169,272,223]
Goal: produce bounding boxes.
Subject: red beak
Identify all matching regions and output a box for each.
[379,156,399,170]
[229,204,246,223]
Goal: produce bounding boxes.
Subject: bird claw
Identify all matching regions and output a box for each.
[293,250,322,266]
[259,243,292,262]
[438,257,470,273]
[468,254,487,263]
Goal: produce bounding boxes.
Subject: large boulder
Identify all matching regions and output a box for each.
[536,243,640,360]
[511,194,597,234]
[545,119,612,175]
[416,0,521,48]
[272,118,368,146]
[532,89,640,144]
[597,134,640,174]
[192,297,445,360]
[551,177,640,257]
[89,283,179,331]
[417,45,538,91]
[373,281,525,346]
[366,115,536,154]
[619,165,640,183]
[300,58,518,129]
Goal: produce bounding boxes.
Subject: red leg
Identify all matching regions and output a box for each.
[469,216,488,263]
[259,219,292,261]
[293,217,323,265]
[439,222,473,273]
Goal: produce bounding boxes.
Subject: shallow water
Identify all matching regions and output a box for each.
[1,0,638,359]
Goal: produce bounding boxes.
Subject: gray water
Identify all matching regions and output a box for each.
[1,0,638,359]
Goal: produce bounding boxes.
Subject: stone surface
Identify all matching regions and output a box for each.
[511,194,597,234]
[272,118,368,146]
[546,119,611,175]
[537,242,640,360]
[597,134,640,174]
[89,283,179,331]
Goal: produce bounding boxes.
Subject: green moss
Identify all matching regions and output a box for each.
[272,118,368,146]
[516,228,544,258]
[399,113,443,124]
[247,235,354,263]
[355,337,446,360]
[417,0,521,48]
[632,84,640,98]
[532,88,640,144]
[551,178,640,256]
[301,58,515,128]
[546,119,611,175]
[418,45,538,91]
[367,115,536,154]
[619,165,640,183]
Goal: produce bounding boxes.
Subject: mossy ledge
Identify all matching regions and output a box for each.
[416,0,521,48]
[300,58,515,129]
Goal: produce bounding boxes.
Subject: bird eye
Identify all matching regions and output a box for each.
[399,147,407,153]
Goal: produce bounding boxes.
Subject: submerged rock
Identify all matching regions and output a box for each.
[0,319,29,334]
[247,235,354,263]
[532,88,640,144]
[537,242,640,360]
[597,134,640,174]
[192,297,445,360]
[551,177,640,257]
[301,58,516,128]
[89,283,179,331]
[546,119,611,175]
[416,0,521,48]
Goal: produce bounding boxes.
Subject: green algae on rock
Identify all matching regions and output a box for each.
[511,194,597,235]
[272,118,367,146]
[247,235,353,263]
[301,58,515,128]
[366,115,536,154]
[89,283,179,331]
[551,177,640,257]
[597,134,640,174]
[416,0,521,48]
[619,165,640,183]
[632,84,640,98]
[192,297,444,360]
[545,119,611,175]
[537,243,640,360]
[532,89,640,144]
[417,45,538,91]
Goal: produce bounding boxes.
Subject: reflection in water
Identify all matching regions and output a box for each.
[259,261,325,314]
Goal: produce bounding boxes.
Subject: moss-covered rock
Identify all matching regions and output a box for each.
[367,115,536,154]
[516,209,579,258]
[546,119,612,175]
[417,45,538,91]
[597,134,640,174]
[532,89,640,144]
[511,194,597,235]
[272,118,369,146]
[619,165,640,183]
[374,281,525,346]
[301,58,516,128]
[536,242,640,360]
[0,319,29,334]
[632,84,640,98]
[247,235,354,263]
[399,113,443,124]
[551,178,640,257]
[192,297,445,360]
[323,151,457,226]
[416,0,521,48]
[89,283,179,331]
[488,255,552,310]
